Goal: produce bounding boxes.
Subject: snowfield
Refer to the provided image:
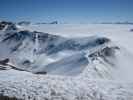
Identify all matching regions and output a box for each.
[0,69,133,100]
[0,22,133,100]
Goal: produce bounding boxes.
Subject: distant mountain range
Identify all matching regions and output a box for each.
[17,21,31,26]
[100,21,133,25]
[36,21,58,25]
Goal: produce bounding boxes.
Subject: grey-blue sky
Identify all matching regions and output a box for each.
[0,0,133,23]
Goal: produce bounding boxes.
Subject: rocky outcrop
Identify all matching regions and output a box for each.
[0,21,17,31]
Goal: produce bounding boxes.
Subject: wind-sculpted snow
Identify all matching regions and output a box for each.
[0,69,133,100]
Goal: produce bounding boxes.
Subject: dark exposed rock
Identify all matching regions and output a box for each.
[0,21,12,30]
[0,21,17,31]
[35,71,47,74]
[0,58,10,65]
[95,37,110,45]
[0,66,7,70]
[89,46,118,59]
[130,29,133,32]
[22,60,31,66]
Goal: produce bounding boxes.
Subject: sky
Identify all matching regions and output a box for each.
[0,0,133,23]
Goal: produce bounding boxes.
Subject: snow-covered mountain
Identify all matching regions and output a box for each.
[0,22,117,77]
[0,21,133,100]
